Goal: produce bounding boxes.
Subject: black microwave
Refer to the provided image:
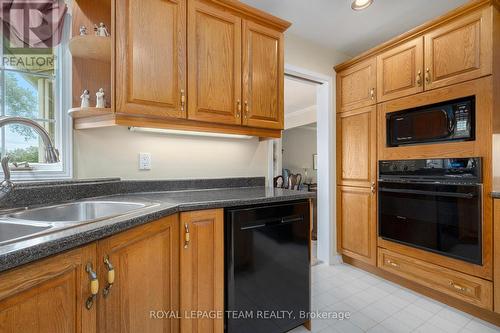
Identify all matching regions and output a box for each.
[387,96,475,147]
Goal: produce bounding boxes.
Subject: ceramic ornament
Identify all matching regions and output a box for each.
[79,25,87,36]
[94,23,110,37]
[80,89,90,108]
[96,88,106,108]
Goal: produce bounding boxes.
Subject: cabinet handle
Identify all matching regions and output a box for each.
[370,182,376,194]
[425,68,431,84]
[244,101,249,118]
[85,263,99,310]
[180,89,186,112]
[370,88,375,100]
[236,100,241,118]
[103,256,115,298]
[184,223,190,249]
[449,281,468,293]
[416,70,422,86]
[386,259,400,268]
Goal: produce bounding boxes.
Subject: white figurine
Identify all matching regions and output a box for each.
[79,25,87,36]
[94,23,110,37]
[96,88,106,108]
[80,89,90,108]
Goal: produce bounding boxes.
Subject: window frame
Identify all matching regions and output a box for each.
[0,13,73,180]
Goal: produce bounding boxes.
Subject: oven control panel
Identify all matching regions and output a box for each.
[379,158,481,183]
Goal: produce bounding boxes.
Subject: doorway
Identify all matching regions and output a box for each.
[269,65,334,265]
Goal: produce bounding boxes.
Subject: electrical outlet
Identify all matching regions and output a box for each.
[139,153,151,170]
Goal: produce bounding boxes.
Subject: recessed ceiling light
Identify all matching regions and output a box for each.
[351,0,373,11]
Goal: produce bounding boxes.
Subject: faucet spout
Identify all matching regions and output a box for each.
[0,116,59,163]
[0,116,60,200]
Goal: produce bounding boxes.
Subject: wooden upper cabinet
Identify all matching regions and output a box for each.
[180,209,224,333]
[187,1,242,125]
[337,186,377,266]
[337,57,377,112]
[242,20,284,129]
[116,0,186,118]
[337,106,376,187]
[96,216,179,333]
[424,7,492,90]
[0,245,97,333]
[377,37,424,102]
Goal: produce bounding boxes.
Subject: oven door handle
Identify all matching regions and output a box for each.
[379,187,477,199]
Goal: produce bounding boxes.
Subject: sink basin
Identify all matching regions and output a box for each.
[5,201,150,223]
[0,222,51,244]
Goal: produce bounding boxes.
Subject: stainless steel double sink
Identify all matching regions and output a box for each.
[0,199,160,245]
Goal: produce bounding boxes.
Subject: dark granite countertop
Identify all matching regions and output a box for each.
[0,177,315,272]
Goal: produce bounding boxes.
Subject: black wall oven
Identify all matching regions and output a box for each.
[378,158,482,265]
[386,96,475,147]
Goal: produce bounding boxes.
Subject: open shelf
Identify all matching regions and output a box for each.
[68,107,113,118]
[69,35,111,62]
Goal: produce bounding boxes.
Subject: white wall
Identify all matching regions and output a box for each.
[284,33,350,263]
[282,126,317,182]
[74,127,269,179]
[285,105,317,130]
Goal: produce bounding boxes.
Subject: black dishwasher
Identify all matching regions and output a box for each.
[225,201,310,333]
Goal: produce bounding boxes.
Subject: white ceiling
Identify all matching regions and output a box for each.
[240,0,469,56]
[284,77,317,114]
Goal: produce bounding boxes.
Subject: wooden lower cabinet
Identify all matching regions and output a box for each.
[378,248,493,310]
[0,210,226,333]
[0,244,97,333]
[180,209,224,333]
[96,215,180,333]
[337,186,377,266]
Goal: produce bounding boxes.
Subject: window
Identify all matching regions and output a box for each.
[0,14,72,179]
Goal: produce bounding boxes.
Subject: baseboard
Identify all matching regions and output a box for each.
[342,255,500,327]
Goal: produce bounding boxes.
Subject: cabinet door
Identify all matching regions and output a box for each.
[424,7,492,90]
[337,186,377,266]
[337,58,377,112]
[0,245,96,333]
[97,216,179,333]
[242,20,284,129]
[116,0,186,118]
[337,106,376,187]
[187,0,242,125]
[377,37,424,102]
[180,209,224,333]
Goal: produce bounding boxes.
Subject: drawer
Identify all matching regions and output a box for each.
[378,248,492,310]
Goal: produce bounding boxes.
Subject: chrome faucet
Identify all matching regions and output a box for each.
[0,116,60,199]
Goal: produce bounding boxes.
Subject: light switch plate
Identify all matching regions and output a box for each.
[139,152,151,170]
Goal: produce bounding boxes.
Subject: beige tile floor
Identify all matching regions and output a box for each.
[288,263,500,333]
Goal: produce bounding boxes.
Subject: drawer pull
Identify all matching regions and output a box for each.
[103,256,115,298]
[85,263,99,310]
[386,259,400,268]
[236,100,241,118]
[184,223,190,248]
[180,89,186,112]
[416,70,422,86]
[449,281,468,293]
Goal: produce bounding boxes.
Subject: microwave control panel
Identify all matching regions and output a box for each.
[453,100,472,137]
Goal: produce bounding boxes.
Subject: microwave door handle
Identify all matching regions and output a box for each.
[379,187,476,199]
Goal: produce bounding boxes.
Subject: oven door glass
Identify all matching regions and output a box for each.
[378,181,482,264]
[389,109,451,145]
